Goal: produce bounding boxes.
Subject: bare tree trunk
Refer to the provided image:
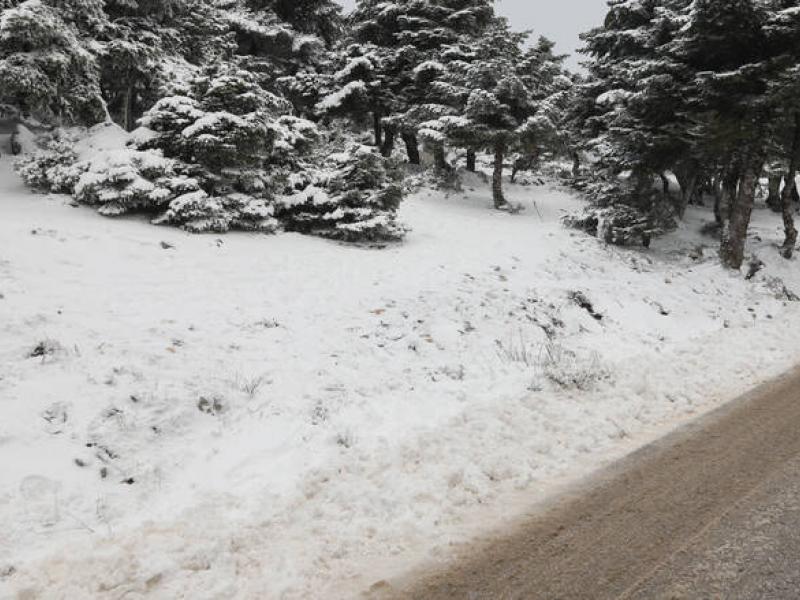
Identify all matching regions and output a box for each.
[493,141,506,209]
[466,148,476,172]
[766,173,782,212]
[675,168,697,218]
[401,132,420,165]
[717,166,739,228]
[659,173,670,197]
[373,112,382,148]
[720,158,760,270]
[713,175,724,226]
[780,112,800,259]
[380,124,396,157]
[433,144,448,171]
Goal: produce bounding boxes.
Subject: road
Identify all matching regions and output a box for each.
[367,367,800,599]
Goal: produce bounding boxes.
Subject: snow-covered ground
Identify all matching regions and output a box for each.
[2,153,800,599]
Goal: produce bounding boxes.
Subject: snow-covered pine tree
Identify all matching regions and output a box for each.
[761,0,800,257]
[224,0,335,108]
[511,36,573,179]
[259,0,342,47]
[137,66,301,232]
[100,0,234,131]
[671,0,772,268]
[565,0,695,246]
[580,0,691,200]
[333,0,495,163]
[277,144,405,242]
[314,43,391,146]
[0,0,108,125]
[418,19,534,208]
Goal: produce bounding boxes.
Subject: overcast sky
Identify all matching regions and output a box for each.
[334,0,610,69]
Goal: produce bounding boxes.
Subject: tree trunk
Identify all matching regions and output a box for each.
[717,167,739,227]
[659,173,670,198]
[766,173,782,212]
[493,141,506,209]
[433,144,448,171]
[720,159,760,270]
[713,175,724,226]
[373,112,382,148]
[401,132,420,165]
[380,124,396,157]
[675,167,697,218]
[466,148,476,172]
[121,83,132,131]
[780,112,800,259]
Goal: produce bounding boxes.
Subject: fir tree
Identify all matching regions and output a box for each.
[137,66,299,232]
[277,144,405,242]
[335,0,495,163]
[0,0,108,124]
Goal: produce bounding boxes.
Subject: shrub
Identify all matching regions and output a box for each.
[277,145,406,242]
[564,178,675,247]
[15,139,80,193]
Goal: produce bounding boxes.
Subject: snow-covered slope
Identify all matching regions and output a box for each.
[2,158,800,599]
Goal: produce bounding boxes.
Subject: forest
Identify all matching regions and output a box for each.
[3,0,800,265]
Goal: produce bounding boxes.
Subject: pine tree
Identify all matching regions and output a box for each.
[762,0,800,257]
[277,144,405,241]
[333,0,495,163]
[0,0,109,125]
[137,66,302,232]
[672,0,772,268]
[580,0,692,206]
[418,19,535,207]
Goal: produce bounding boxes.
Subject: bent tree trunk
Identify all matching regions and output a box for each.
[466,148,476,172]
[780,112,800,259]
[402,132,420,165]
[380,124,396,157]
[373,112,383,148]
[720,159,760,269]
[493,141,506,209]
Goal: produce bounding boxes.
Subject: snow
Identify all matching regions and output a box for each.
[316,80,367,111]
[182,112,247,138]
[13,125,37,154]
[3,158,800,598]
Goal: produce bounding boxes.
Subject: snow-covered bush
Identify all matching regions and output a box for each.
[73,149,199,217]
[14,70,406,243]
[535,342,610,392]
[564,179,676,247]
[15,139,80,193]
[15,124,201,218]
[135,67,304,233]
[153,190,278,233]
[277,145,405,242]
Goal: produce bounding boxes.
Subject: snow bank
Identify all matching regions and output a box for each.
[2,160,800,598]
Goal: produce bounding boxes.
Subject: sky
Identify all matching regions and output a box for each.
[334,0,610,70]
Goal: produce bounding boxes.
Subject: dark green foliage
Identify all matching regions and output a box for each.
[277,145,405,242]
